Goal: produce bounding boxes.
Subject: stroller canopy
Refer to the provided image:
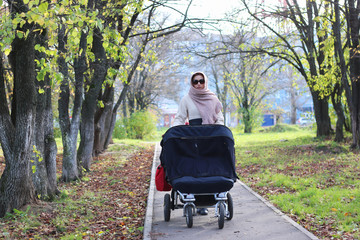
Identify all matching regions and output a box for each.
[160,125,238,183]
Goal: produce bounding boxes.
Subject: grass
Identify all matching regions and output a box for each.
[234,125,360,238]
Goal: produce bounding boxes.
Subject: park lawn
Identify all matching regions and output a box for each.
[234,126,360,239]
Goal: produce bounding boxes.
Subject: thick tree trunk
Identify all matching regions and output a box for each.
[311,91,332,137]
[33,85,52,198]
[32,30,58,199]
[0,29,36,217]
[78,27,108,171]
[43,109,58,196]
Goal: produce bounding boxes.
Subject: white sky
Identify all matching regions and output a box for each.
[188,0,241,18]
[159,0,298,34]
[179,0,305,19]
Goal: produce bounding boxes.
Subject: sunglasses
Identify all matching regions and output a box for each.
[192,79,205,84]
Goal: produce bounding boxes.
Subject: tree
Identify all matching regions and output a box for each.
[186,29,281,132]
[332,0,349,142]
[345,0,360,147]
[241,0,334,137]
[57,21,86,181]
[32,28,58,198]
[77,0,109,172]
[93,0,193,155]
[207,56,231,125]
[125,35,181,114]
[81,0,145,162]
[228,53,280,133]
[0,0,38,217]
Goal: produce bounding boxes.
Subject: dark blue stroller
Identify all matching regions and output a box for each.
[160,124,238,229]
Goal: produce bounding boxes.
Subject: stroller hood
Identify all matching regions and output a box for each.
[160,125,238,182]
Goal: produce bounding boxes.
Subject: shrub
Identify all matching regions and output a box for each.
[264,124,300,133]
[118,110,157,140]
[113,120,127,139]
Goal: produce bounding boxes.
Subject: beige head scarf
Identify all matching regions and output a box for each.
[188,71,222,124]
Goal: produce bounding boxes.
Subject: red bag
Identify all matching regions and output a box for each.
[155,164,172,191]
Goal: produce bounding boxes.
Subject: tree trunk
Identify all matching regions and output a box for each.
[241,77,253,133]
[32,30,58,198]
[290,87,297,124]
[78,27,108,171]
[348,0,360,148]
[334,0,353,139]
[0,27,36,217]
[311,91,331,137]
[92,19,147,154]
[57,24,83,182]
[93,84,114,155]
[331,83,345,142]
[43,99,58,196]
[351,83,360,148]
[242,107,252,133]
[104,84,129,150]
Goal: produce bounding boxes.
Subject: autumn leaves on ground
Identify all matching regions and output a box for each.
[0,142,154,239]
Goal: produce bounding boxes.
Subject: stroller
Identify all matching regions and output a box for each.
[160,124,238,229]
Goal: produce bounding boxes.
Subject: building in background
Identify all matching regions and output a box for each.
[158,99,178,128]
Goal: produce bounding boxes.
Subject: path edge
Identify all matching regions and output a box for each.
[143,142,159,240]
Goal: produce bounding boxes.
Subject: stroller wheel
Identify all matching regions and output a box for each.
[164,194,171,222]
[226,192,233,220]
[185,205,193,228]
[218,202,225,229]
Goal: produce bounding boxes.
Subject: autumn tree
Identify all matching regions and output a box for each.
[93,0,193,155]
[343,0,360,147]
[239,0,335,137]
[56,0,92,181]
[76,0,112,172]
[123,28,183,114]
[32,28,58,197]
[0,0,38,217]
[186,29,281,132]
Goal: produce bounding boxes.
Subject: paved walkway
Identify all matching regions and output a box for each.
[143,143,319,240]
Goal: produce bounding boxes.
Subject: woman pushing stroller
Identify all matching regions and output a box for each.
[172,71,224,216]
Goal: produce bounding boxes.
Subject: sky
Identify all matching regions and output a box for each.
[159,0,297,34]
[188,0,240,18]
[155,0,244,34]
[184,0,291,18]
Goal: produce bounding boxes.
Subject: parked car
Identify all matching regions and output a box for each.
[296,117,315,126]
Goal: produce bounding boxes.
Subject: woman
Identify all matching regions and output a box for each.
[172,72,224,216]
[173,71,224,126]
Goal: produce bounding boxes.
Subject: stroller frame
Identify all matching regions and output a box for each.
[164,189,234,229]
